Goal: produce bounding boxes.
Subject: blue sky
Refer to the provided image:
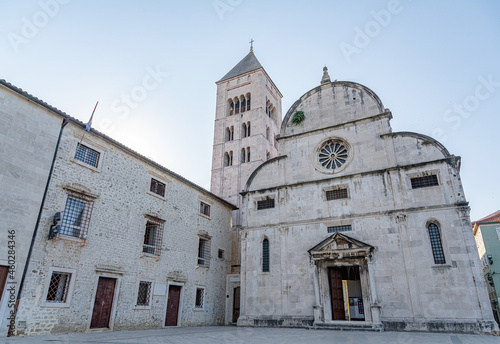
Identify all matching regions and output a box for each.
[1,0,499,221]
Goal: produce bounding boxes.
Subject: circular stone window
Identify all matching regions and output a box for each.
[315,138,351,173]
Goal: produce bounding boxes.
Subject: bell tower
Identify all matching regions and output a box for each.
[210,48,282,273]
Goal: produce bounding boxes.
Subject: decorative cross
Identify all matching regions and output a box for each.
[249,38,254,52]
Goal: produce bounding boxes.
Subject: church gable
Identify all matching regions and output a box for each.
[308,232,373,260]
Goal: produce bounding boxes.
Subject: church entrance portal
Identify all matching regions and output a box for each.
[328,266,365,321]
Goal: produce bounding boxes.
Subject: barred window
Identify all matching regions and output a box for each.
[326,188,348,200]
[46,272,71,303]
[143,219,164,256]
[200,202,211,217]
[136,281,152,306]
[328,225,352,233]
[198,237,211,267]
[218,249,224,259]
[75,143,100,168]
[262,238,270,272]
[257,198,275,210]
[195,288,204,308]
[428,223,446,264]
[150,178,165,197]
[60,192,94,238]
[411,175,439,189]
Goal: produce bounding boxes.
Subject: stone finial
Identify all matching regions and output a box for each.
[321,66,331,84]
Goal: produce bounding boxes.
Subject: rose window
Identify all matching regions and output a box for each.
[318,141,349,170]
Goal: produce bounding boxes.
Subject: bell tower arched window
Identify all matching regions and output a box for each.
[235,98,240,114]
[228,99,234,116]
[246,93,251,110]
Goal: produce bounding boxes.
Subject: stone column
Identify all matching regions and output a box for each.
[367,255,382,324]
[312,260,323,323]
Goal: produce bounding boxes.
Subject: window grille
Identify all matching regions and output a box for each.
[75,143,100,168]
[218,249,224,259]
[143,219,164,256]
[195,288,204,308]
[46,272,71,303]
[200,202,211,217]
[60,192,94,238]
[136,281,152,306]
[411,175,439,189]
[328,225,352,233]
[257,198,275,210]
[198,237,211,267]
[326,188,348,200]
[262,239,270,272]
[428,223,446,264]
[150,178,166,197]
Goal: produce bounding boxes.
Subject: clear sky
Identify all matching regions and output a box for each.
[1,0,499,221]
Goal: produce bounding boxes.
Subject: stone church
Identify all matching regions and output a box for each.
[210,50,497,333]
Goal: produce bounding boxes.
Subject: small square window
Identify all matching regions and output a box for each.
[143,219,164,256]
[257,198,275,210]
[195,288,204,308]
[46,272,71,303]
[411,175,439,189]
[326,188,348,201]
[327,225,352,233]
[75,143,100,168]
[150,178,166,197]
[136,281,152,306]
[200,202,211,217]
[218,249,224,259]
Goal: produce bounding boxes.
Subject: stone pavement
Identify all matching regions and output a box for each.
[0,326,499,344]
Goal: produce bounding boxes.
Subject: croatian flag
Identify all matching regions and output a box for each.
[86,101,99,132]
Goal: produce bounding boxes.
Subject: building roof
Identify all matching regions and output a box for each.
[0,78,237,210]
[218,51,263,82]
[472,209,500,226]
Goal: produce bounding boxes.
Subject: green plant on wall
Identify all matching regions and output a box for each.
[292,111,305,125]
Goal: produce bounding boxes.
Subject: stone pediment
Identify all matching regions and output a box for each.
[308,232,373,261]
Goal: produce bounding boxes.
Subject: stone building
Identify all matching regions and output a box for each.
[210,54,497,333]
[0,80,235,335]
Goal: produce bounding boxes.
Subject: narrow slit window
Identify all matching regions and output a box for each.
[262,239,269,272]
[428,223,446,264]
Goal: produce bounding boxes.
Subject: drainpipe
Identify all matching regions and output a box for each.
[8,117,69,336]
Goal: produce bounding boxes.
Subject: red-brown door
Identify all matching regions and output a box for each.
[90,277,116,328]
[232,286,240,323]
[329,268,345,320]
[165,285,181,326]
[0,266,8,302]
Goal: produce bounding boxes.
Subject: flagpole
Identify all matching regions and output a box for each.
[78,101,99,146]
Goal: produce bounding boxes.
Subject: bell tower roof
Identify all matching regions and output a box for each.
[218,51,263,83]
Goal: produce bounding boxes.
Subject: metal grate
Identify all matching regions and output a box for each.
[150,178,166,197]
[143,219,164,256]
[257,199,275,210]
[428,223,446,264]
[262,239,269,272]
[411,175,439,189]
[46,272,71,303]
[136,281,152,306]
[326,188,348,200]
[200,202,211,217]
[328,225,352,233]
[198,237,211,267]
[195,288,204,308]
[60,192,94,238]
[218,249,224,259]
[75,143,100,168]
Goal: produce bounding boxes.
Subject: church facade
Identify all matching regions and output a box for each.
[211,52,497,333]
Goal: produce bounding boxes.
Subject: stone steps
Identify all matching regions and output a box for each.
[309,321,384,332]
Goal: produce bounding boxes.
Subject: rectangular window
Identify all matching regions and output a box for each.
[200,202,211,217]
[136,281,152,306]
[411,175,439,189]
[257,198,275,210]
[428,224,446,264]
[328,225,352,233]
[60,192,94,238]
[46,272,71,303]
[195,288,204,308]
[150,178,166,197]
[218,249,224,259]
[75,143,100,168]
[143,219,164,256]
[198,237,211,267]
[326,188,348,200]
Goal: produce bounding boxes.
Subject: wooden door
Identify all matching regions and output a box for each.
[90,277,116,328]
[165,285,181,326]
[329,268,345,320]
[0,266,8,302]
[232,286,240,323]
